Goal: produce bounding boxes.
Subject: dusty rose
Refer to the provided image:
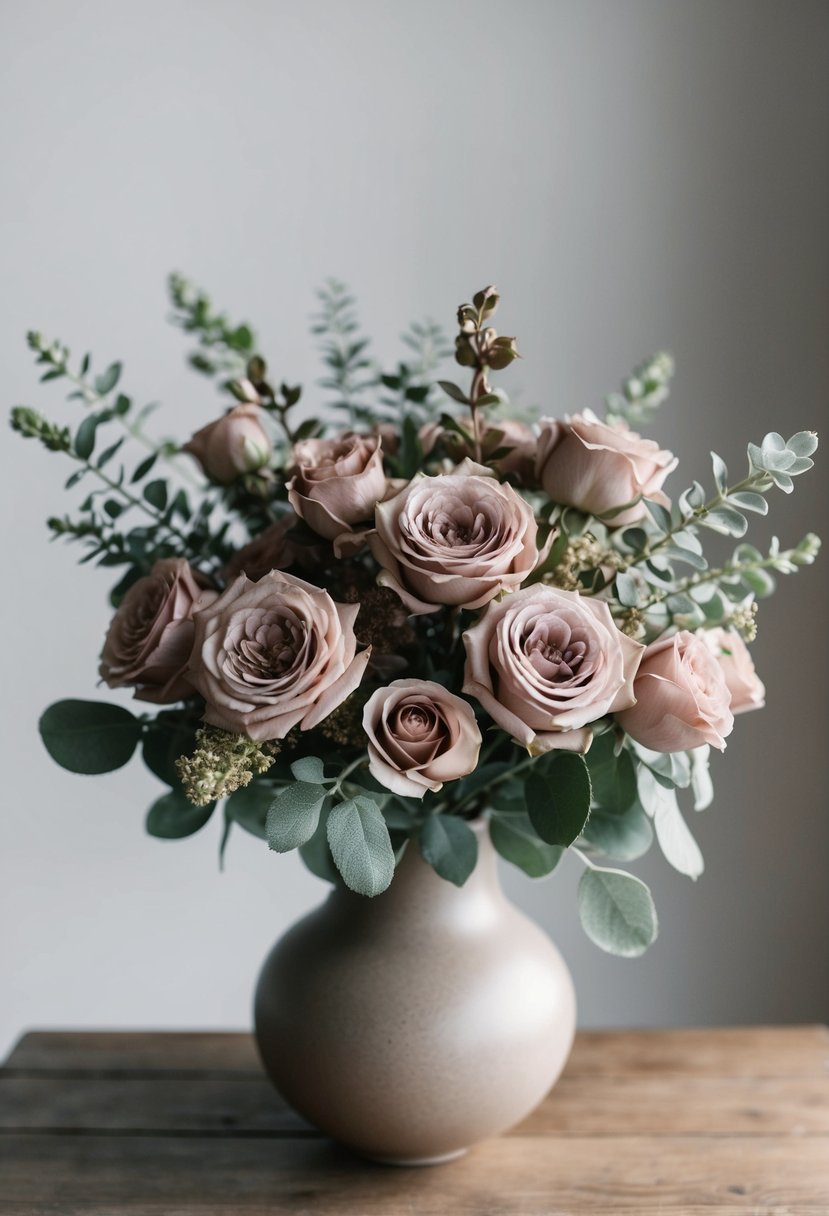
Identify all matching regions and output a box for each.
[535,409,677,526]
[183,403,272,484]
[463,584,644,754]
[362,679,481,798]
[701,628,765,715]
[287,433,386,541]
[370,462,547,614]
[221,513,322,583]
[419,416,536,479]
[187,571,370,741]
[617,630,734,752]
[100,559,216,704]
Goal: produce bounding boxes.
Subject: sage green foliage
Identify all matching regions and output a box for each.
[419,815,478,886]
[578,867,658,957]
[146,790,214,839]
[327,796,395,897]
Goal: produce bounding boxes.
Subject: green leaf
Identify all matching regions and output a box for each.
[40,700,141,774]
[95,362,122,395]
[578,867,658,957]
[489,813,563,877]
[225,781,274,839]
[615,569,644,609]
[586,734,637,816]
[711,451,728,494]
[437,380,470,405]
[131,453,158,483]
[143,479,168,511]
[327,796,395,896]
[290,756,329,784]
[526,753,592,846]
[142,713,198,786]
[299,805,339,883]
[580,802,653,861]
[728,490,768,515]
[419,815,478,886]
[146,790,213,839]
[74,414,99,460]
[702,506,747,537]
[266,783,326,852]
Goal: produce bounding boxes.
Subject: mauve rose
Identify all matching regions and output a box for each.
[221,513,322,583]
[362,679,482,798]
[535,409,677,526]
[617,630,734,752]
[463,584,644,754]
[701,627,765,715]
[100,559,216,704]
[183,403,272,484]
[287,433,386,541]
[369,462,547,615]
[188,570,370,741]
[419,416,536,480]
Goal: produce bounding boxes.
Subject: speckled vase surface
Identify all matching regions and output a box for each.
[254,817,576,1165]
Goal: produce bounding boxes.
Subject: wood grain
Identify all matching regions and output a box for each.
[1,1027,828,1214]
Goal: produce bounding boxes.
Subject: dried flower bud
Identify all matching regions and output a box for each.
[487,336,520,370]
[454,334,478,368]
[247,355,267,384]
[473,286,500,320]
[457,304,478,332]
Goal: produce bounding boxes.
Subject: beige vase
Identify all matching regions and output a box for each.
[254,817,576,1165]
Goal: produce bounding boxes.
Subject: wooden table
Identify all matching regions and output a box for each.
[1,1027,828,1213]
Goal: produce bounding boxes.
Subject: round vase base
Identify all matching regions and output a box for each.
[366,1147,468,1168]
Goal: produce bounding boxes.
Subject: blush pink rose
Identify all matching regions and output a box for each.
[463,584,644,754]
[100,559,216,704]
[535,409,677,526]
[362,679,482,798]
[287,433,386,541]
[187,571,370,741]
[617,630,735,751]
[183,403,272,484]
[369,462,548,614]
[701,628,765,715]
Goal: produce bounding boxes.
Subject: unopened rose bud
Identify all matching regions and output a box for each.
[182,404,272,484]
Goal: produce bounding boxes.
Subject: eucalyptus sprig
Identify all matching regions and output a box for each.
[168,272,259,382]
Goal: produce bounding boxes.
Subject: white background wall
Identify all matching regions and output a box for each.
[1,0,827,1059]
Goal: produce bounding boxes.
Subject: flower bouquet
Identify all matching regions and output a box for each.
[13,279,820,958]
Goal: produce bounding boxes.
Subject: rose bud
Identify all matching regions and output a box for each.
[287,433,387,541]
[362,679,482,798]
[221,513,309,584]
[187,570,370,741]
[617,630,734,752]
[463,584,644,754]
[535,410,677,526]
[100,559,217,704]
[370,461,548,615]
[701,627,765,715]
[182,403,272,484]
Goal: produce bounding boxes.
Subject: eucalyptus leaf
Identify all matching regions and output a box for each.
[419,814,478,886]
[585,734,637,816]
[637,767,704,879]
[290,756,329,784]
[146,790,213,839]
[489,813,563,877]
[40,700,141,775]
[225,781,274,839]
[299,805,339,884]
[578,867,658,957]
[580,802,654,861]
[526,753,592,846]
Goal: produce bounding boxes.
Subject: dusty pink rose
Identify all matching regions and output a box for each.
[362,679,482,798]
[535,409,677,526]
[100,559,216,704]
[701,628,765,715]
[369,462,548,614]
[463,585,644,754]
[221,513,322,583]
[187,571,370,741]
[287,433,386,541]
[617,630,734,752]
[419,416,536,480]
[183,403,272,484]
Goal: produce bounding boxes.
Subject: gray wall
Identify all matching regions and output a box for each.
[1,0,827,1058]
